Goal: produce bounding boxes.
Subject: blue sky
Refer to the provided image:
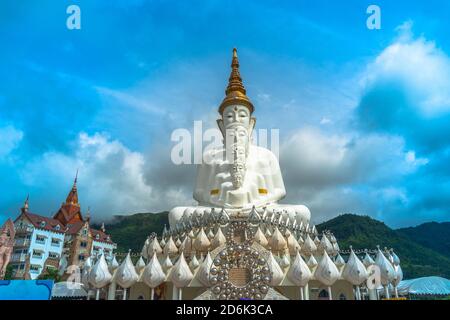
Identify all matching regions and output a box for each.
[1,0,450,228]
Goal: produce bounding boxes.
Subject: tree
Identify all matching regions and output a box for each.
[38,267,61,282]
[3,265,14,280]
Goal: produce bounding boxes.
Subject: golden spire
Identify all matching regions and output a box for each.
[218,48,254,114]
[65,170,79,206]
[21,194,29,214]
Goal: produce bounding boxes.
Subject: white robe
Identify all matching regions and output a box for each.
[193,145,286,209]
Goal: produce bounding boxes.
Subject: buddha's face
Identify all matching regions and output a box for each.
[222,105,251,129]
[218,104,255,142]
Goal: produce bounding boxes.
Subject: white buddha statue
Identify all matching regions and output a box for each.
[169,49,310,228]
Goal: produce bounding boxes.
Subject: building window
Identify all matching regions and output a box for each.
[40,221,46,228]
[51,238,60,246]
[95,234,100,240]
[78,254,85,261]
[80,241,88,248]
[339,293,347,300]
[32,250,43,259]
[49,252,59,259]
[45,265,57,272]
[83,228,88,236]
[30,265,40,273]
[35,235,46,244]
[55,225,61,231]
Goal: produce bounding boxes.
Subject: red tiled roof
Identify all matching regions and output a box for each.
[21,212,66,234]
[65,184,79,205]
[90,228,114,244]
[17,212,115,244]
[52,178,83,225]
[53,205,82,226]
[65,221,85,235]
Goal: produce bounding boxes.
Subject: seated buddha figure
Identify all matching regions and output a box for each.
[169,49,310,228]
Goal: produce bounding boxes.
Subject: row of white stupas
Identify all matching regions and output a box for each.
[75,205,403,300]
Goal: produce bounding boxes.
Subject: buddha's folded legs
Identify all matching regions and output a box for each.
[169,203,311,229]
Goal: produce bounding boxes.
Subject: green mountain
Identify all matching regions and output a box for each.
[93,212,169,253]
[98,212,450,279]
[317,214,450,279]
[397,222,450,258]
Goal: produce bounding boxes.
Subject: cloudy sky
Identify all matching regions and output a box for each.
[1,0,450,228]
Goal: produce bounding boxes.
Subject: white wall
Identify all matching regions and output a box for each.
[28,228,65,279]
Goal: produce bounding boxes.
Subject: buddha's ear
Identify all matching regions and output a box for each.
[217,119,225,136]
[249,117,256,132]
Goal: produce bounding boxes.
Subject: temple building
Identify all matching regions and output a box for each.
[81,49,403,300]
[9,174,116,280]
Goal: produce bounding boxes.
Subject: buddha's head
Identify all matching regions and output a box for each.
[216,49,256,188]
[219,104,255,133]
[217,49,256,140]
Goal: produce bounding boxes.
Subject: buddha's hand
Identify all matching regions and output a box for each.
[226,188,249,207]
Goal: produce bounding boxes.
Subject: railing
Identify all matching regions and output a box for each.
[29,268,40,274]
[35,239,46,245]
[32,254,43,259]
[15,226,33,234]
[14,238,30,247]
[11,253,27,262]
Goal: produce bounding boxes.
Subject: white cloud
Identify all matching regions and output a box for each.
[320,117,332,125]
[279,126,429,222]
[19,132,193,221]
[257,93,271,103]
[377,187,409,205]
[405,151,429,166]
[362,21,450,116]
[280,127,423,189]
[0,125,23,158]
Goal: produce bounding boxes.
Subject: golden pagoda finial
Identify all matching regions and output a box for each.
[218,48,254,114]
[65,170,80,206]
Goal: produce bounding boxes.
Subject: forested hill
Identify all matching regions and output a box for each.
[317,214,450,279]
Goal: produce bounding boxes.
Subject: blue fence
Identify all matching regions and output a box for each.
[0,280,53,300]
